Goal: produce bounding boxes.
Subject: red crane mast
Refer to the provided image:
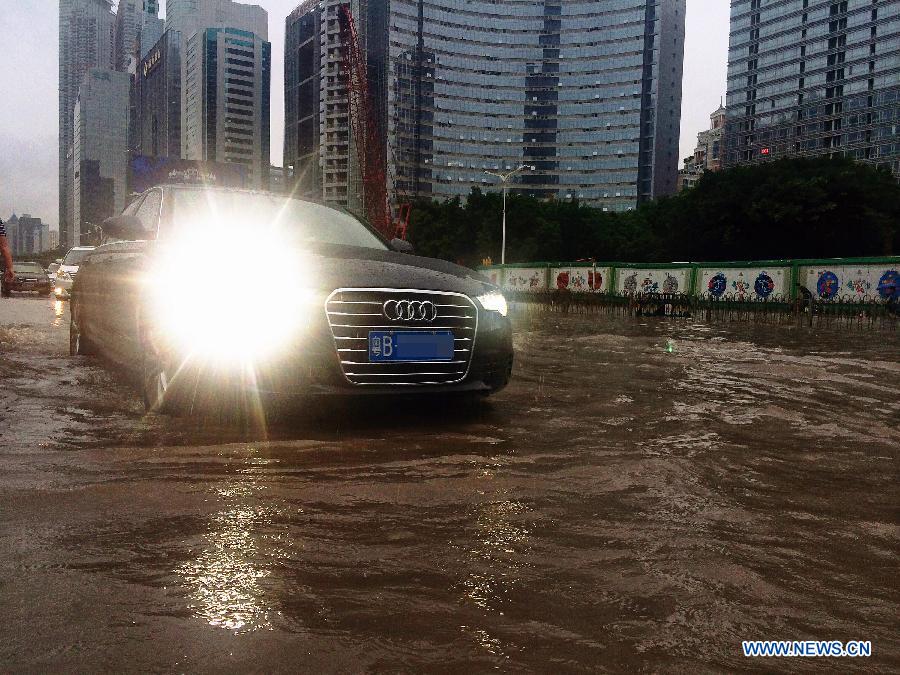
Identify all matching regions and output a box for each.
[337,4,391,237]
[337,4,412,241]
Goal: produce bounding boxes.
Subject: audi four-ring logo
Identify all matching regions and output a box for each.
[383,299,438,322]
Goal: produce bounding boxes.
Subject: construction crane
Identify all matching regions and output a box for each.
[337,4,410,241]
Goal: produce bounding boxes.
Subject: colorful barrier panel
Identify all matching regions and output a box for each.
[499,267,546,292]
[615,267,690,295]
[550,266,610,293]
[799,263,899,302]
[480,257,900,303]
[698,266,791,300]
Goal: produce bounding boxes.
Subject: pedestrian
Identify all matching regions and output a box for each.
[0,218,14,293]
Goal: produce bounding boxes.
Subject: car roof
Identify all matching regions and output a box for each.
[151,184,327,205]
[131,184,386,243]
[156,184,280,196]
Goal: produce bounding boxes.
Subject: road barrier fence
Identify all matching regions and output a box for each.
[480,257,899,327]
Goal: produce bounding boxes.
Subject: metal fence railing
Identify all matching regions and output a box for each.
[487,256,898,328]
[507,289,898,330]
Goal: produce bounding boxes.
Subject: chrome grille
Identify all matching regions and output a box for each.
[325,288,478,386]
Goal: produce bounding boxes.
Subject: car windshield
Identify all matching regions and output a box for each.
[14,263,44,274]
[170,190,388,251]
[62,249,92,266]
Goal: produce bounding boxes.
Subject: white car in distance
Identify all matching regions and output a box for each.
[54,247,95,299]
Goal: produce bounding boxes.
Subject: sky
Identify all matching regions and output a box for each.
[0,0,730,231]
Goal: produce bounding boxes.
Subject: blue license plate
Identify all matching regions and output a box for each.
[368,331,455,362]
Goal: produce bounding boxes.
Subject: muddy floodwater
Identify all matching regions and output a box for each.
[1,295,898,672]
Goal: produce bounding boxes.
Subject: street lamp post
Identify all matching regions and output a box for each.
[484,164,531,266]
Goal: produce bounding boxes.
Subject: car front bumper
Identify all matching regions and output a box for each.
[55,278,74,298]
[3,281,52,294]
[161,311,513,401]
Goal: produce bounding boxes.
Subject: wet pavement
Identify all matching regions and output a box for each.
[1,295,898,672]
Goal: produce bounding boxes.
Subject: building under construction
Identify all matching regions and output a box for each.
[284,0,685,214]
[286,0,359,212]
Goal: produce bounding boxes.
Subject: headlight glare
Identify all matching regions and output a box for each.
[150,231,317,363]
[477,291,508,317]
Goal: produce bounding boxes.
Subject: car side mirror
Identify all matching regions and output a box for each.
[101,215,144,242]
[391,238,414,254]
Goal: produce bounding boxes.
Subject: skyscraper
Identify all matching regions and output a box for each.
[59,0,115,250]
[133,31,182,159]
[284,0,686,211]
[285,0,364,210]
[4,215,19,255]
[678,104,726,190]
[284,1,323,198]
[167,0,271,188]
[12,215,51,255]
[114,0,162,70]
[166,0,268,41]
[725,0,900,175]
[140,12,165,62]
[73,69,130,246]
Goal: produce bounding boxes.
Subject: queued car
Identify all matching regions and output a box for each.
[47,259,62,285]
[1,261,53,297]
[69,185,513,413]
[54,246,95,299]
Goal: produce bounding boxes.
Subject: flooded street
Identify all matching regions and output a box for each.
[1,295,898,672]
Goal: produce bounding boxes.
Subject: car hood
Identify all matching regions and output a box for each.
[297,244,495,297]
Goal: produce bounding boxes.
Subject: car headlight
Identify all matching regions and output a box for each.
[476,291,508,317]
[150,231,317,363]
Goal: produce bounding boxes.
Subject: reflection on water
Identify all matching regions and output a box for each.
[6,302,899,671]
[460,454,533,662]
[177,461,274,633]
[53,300,65,326]
[462,498,531,611]
[461,625,508,660]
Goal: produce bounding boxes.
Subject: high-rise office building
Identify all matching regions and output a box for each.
[725,0,900,175]
[678,104,726,190]
[73,69,130,246]
[167,0,271,188]
[284,1,323,198]
[166,0,268,42]
[114,0,162,71]
[59,0,115,250]
[285,0,366,208]
[285,0,685,211]
[140,13,166,61]
[120,2,164,178]
[4,215,19,255]
[181,27,272,188]
[133,31,182,159]
[12,215,51,255]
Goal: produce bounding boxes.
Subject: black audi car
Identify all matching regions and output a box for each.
[69,185,513,412]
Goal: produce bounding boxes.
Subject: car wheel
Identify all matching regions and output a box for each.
[141,349,172,413]
[69,306,95,355]
[138,318,186,414]
[139,322,175,413]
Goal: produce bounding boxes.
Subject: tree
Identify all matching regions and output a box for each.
[405,157,899,264]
